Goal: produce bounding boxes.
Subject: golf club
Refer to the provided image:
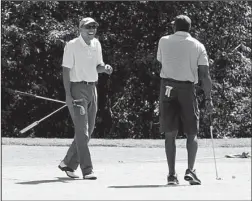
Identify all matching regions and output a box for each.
[20,104,67,134]
[231,43,241,53]
[7,89,65,104]
[72,99,85,115]
[209,114,222,180]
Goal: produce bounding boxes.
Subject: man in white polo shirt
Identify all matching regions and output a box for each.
[58,17,113,180]
[157,15,213,185]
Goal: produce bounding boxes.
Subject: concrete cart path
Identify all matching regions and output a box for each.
[2,145,251,200]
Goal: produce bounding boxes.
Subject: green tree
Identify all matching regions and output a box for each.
[1,1,251,138]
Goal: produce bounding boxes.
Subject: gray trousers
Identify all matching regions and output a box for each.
[63,82,97,176]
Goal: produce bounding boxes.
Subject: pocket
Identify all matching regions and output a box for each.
[162,86,175,102]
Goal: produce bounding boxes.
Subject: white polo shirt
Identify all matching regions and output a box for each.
[62,35,104,82]
[157,31,209,84]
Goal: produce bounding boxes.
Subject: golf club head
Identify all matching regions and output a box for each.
[79,106,85,115]
[74,105,85,115]
[72,99,85,115]
[216,177,222,180]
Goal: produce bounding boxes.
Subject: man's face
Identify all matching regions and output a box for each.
[80,23,98,40]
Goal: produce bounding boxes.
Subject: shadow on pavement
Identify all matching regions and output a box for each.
[108,184,190,188]
[16,177,78,185]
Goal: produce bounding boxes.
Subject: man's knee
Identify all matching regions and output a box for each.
[165,130,178,138]
[186,134,198,141]
[75,132,89,143]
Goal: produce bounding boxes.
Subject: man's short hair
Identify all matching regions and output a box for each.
[171,15,191,32]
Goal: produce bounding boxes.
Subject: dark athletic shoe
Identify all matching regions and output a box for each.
[184,169,201,185]
[167,174,179,185]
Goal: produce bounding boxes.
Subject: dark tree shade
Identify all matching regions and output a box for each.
[1,1,251,138]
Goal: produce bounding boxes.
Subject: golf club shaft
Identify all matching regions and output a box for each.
[209,116,219,179]
[13,90,65,104]
[20,104,67,134]
[39,104,67,122]
[231,44,241,53]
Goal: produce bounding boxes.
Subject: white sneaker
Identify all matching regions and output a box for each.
[83,172,97,180]
[58,161,79,179]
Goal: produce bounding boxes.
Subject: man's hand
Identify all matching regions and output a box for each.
[66,95,73,107]
[205,99,214,114]
[104,64,113,75]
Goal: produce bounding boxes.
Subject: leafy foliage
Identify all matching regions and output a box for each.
[1,1,251,138]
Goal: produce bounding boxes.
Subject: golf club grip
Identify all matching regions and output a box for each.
[20,121,39,134]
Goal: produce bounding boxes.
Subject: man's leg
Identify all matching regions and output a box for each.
[87,86,98,140]
[70,83,94,177]
[72,98,93,176]
[159,79,179,184]
[184,133,201,185]
[63,93,96,171]
[75,85,98,180]
[63,85,97,169]
[63,103,79,170]
[186,134,198,170]
[178,83,201,184]
[165,130,178,176]
[58,101,80,178]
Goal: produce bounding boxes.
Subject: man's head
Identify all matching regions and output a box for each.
[79,17,99,41]
[171,15,191,32]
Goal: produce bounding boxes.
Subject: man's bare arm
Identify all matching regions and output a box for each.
[62,66,71,97]
[198,65,212,99]
[156,59,162,68]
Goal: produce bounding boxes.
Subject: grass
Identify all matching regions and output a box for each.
[1,137,251,148]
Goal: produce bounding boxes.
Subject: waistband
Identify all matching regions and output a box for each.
[161,78,193,84]
[71,81,97,85]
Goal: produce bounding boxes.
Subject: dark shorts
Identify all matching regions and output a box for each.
[159,78,199,135]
